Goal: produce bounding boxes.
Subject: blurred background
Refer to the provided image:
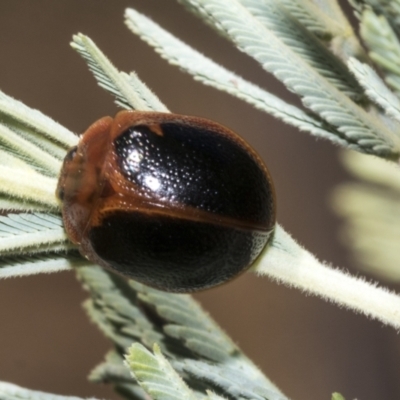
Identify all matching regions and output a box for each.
[0,1,399,399]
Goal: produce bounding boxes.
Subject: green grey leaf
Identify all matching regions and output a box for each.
[6,123,67,161]
[178,359,287,400]
[77,266,165,352]
[332,392,346,400]
[134,283,237,361]
[279,0,349,38]
[124,9,354,148]
[170,0,400,159]
[361,8,400,93]
[280,0,365,62]
[204,392,227,400]
[71,34,168,112]
[0,382,90,400]
[77,266,288,399]
[90,351,133,383]
[0,91,77,149]
[238,0,363,99]
[0,213,69,257]
[0,252,85,279]
[0,165,58,209]
[125,343,198,400]
[348,57,400,125]
[0,197,48,212]
[350,0,400,33]
[0,124,62,177]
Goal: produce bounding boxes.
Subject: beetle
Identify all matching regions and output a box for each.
[56,110,276,292]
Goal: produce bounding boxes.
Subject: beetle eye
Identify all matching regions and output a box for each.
[65,146,78,161]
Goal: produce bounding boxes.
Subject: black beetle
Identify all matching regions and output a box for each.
[57,111,276,292]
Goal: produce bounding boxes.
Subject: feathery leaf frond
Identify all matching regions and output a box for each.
[124,9,360,149]
[125,343,198,400]
[176,359,286,400]
[278,0,351,40]
[278,0,336,38]
[159,0,400,159]
[77,266,288,400]
[0,89,72,210]
[0,124,61,176]
[237,0,364,99]
[0,197,48,212]
[349,0,400,33]
[0,253,86,279]
[360,8,400,93]
[0,166,58,209]
[71,34,168,112]
[276,0,367,62]
[348,57,400,125]
[90,350,133,383]
[0,91,74,178]
[0,382,89,400]
[134,282,237,362]
[0,91,77,148]
[0,213,70,257]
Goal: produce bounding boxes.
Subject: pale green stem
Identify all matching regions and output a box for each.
[254,226,400,329]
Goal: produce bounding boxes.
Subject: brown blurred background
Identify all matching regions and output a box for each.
[0,1,399,399]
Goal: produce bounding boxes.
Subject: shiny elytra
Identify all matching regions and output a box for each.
[57,111,276,292]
